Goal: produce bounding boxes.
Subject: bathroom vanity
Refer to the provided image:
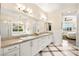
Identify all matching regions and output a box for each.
[0,32,53,56]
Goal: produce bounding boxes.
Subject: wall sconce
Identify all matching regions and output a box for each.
[22,8,33,16]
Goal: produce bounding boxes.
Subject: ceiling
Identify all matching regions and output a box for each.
[36,3,79,14]
[16,3,79,14]
[36,3,61,13]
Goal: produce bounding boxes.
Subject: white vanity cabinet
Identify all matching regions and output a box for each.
[0,34,53,56]
[39,35,52,51]
[31,35,52,56]
[0,48,3,56]
[3,44,19,56]
[31,39,39,56]
[39,36,48,51]
[19,41,32,56]
[44,36,49,46]
[45,35,52,45]
[0,47,1,56]
[49,35,53,43]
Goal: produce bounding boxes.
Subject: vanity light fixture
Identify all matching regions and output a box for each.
[16,4,33,16]
[26,8,32,14]
[23,8,33,16]
[16,4,25,11]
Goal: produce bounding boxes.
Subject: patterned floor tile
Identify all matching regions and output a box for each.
[42,48,49,52]
[57,46,75,51]
[48,44,55,47]
[62,51,75,56]
[41,52,52,56]
[37,39,78,56]
[71,51,79,56]
[48,47,58,51]
[52,52,63,56]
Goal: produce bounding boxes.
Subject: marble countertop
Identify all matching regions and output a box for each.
[1,32,53,48]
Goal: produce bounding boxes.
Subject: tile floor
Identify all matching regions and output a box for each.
[36,39,79,56]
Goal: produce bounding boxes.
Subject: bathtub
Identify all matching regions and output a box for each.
[63,32,76,39]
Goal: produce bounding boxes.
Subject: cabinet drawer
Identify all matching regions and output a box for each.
[4,50,19,56]
[4,45,19,54]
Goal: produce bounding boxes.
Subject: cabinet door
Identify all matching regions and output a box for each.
[32,39,38,56]
[45,35,52,45]
[43,36,49,46]
[39,35,52,51]
[39,37,46,51]
[49,35,53,43]
[20,41,32,56]
[45,36,50,45]
[0,48,3,56]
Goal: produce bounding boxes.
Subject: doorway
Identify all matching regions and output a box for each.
[62,15,77,46]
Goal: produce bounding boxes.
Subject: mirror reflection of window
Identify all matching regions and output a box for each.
[13,24,18,32]
[12,23,24,32]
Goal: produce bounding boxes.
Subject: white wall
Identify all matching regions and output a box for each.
[47,9,62,45]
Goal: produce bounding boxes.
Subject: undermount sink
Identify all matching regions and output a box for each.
[33,33,39,35]
[33,32,49,36]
